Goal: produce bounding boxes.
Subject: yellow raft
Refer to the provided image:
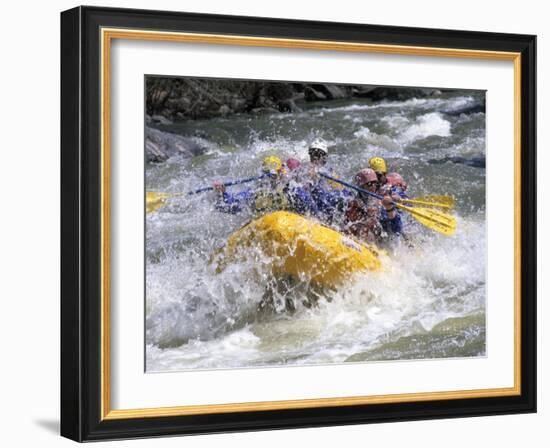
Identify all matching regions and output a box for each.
[213,211,382,288]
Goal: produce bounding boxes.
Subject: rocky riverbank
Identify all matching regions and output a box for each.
[146,77,451,122]
[145,78,486,163]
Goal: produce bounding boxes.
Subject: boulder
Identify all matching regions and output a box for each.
[278,99,302,113]
[145,126,207,162]
[307,84,350,100]
[231,97,248,113]
[322,84,349,100]
[265,82,295,101]
[304,86,327,101]
[353,86,378,98]
[151,115,173,125]
[218,105,231,116]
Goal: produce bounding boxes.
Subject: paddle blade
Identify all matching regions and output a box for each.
[146,192,172,213]
[416,195,455,208]
[397,204,456,236]
[399,197,453,209]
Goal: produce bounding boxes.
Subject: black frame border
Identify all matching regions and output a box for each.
[61,5,536,442]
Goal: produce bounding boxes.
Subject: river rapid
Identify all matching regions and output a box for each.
[145,90,486,372]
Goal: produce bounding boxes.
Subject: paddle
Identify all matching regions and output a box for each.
[397,195,454,210]
[319,172,456,236]
[146,174,267,213]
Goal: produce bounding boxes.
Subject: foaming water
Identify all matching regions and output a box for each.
[146,212,485,371]
[397,112,451,143]
[146,90,486,372]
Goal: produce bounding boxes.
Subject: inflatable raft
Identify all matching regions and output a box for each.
[213,211,382,288]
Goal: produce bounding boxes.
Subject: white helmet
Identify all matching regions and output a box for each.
[309,138,329,154]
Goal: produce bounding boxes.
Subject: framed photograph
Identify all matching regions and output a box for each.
[60,6,536,442]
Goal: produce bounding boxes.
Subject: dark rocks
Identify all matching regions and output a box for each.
[230,98,248,112]
[304,86,327,101]
[443,102,486,116]
[250,107,280,115]
[428,155,486,169]
[148,87,170,112]
[278,99,302,113]
[145,138,165,163]
[304,84,351,101]
[151,115,173,125]
[218,105,231,116]
[353,86,378,98]
[145,126,207,162]
[264,83,295,102]
[146,77,448,121]
[165,97,192,111]
[359,87,441,102]
[313,84,350,100]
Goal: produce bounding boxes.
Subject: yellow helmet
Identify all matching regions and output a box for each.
[369,156,387,174]
[262,155,283,174]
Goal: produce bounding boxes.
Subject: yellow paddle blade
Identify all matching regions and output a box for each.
[146,192,172,213]
[415,195,454,208]
[398,197,453,209]
[396,203,456,236]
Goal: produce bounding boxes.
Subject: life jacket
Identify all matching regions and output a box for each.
[344,197,382,243]
[253,185,289,213]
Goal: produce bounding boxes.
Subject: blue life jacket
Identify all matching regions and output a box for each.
[215,189,255,214]
[380,207,403,234]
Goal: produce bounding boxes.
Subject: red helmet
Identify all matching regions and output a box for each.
[285,158,301,171]
[386,172,407,190]
[354,168,378,186]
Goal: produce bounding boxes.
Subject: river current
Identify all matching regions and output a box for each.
[145,90,486,372]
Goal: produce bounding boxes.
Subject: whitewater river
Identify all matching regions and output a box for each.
[145,90,486,372]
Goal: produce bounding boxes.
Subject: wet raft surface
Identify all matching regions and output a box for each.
[213,211,382,288]
[146,91,486,371]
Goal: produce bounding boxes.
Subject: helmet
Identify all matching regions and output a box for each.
[285,158,301,171]
[354,168,378,186]
[386,172,407,189]
[309,138,328,154]
[262,155,283,174]
[369,156,387,174]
